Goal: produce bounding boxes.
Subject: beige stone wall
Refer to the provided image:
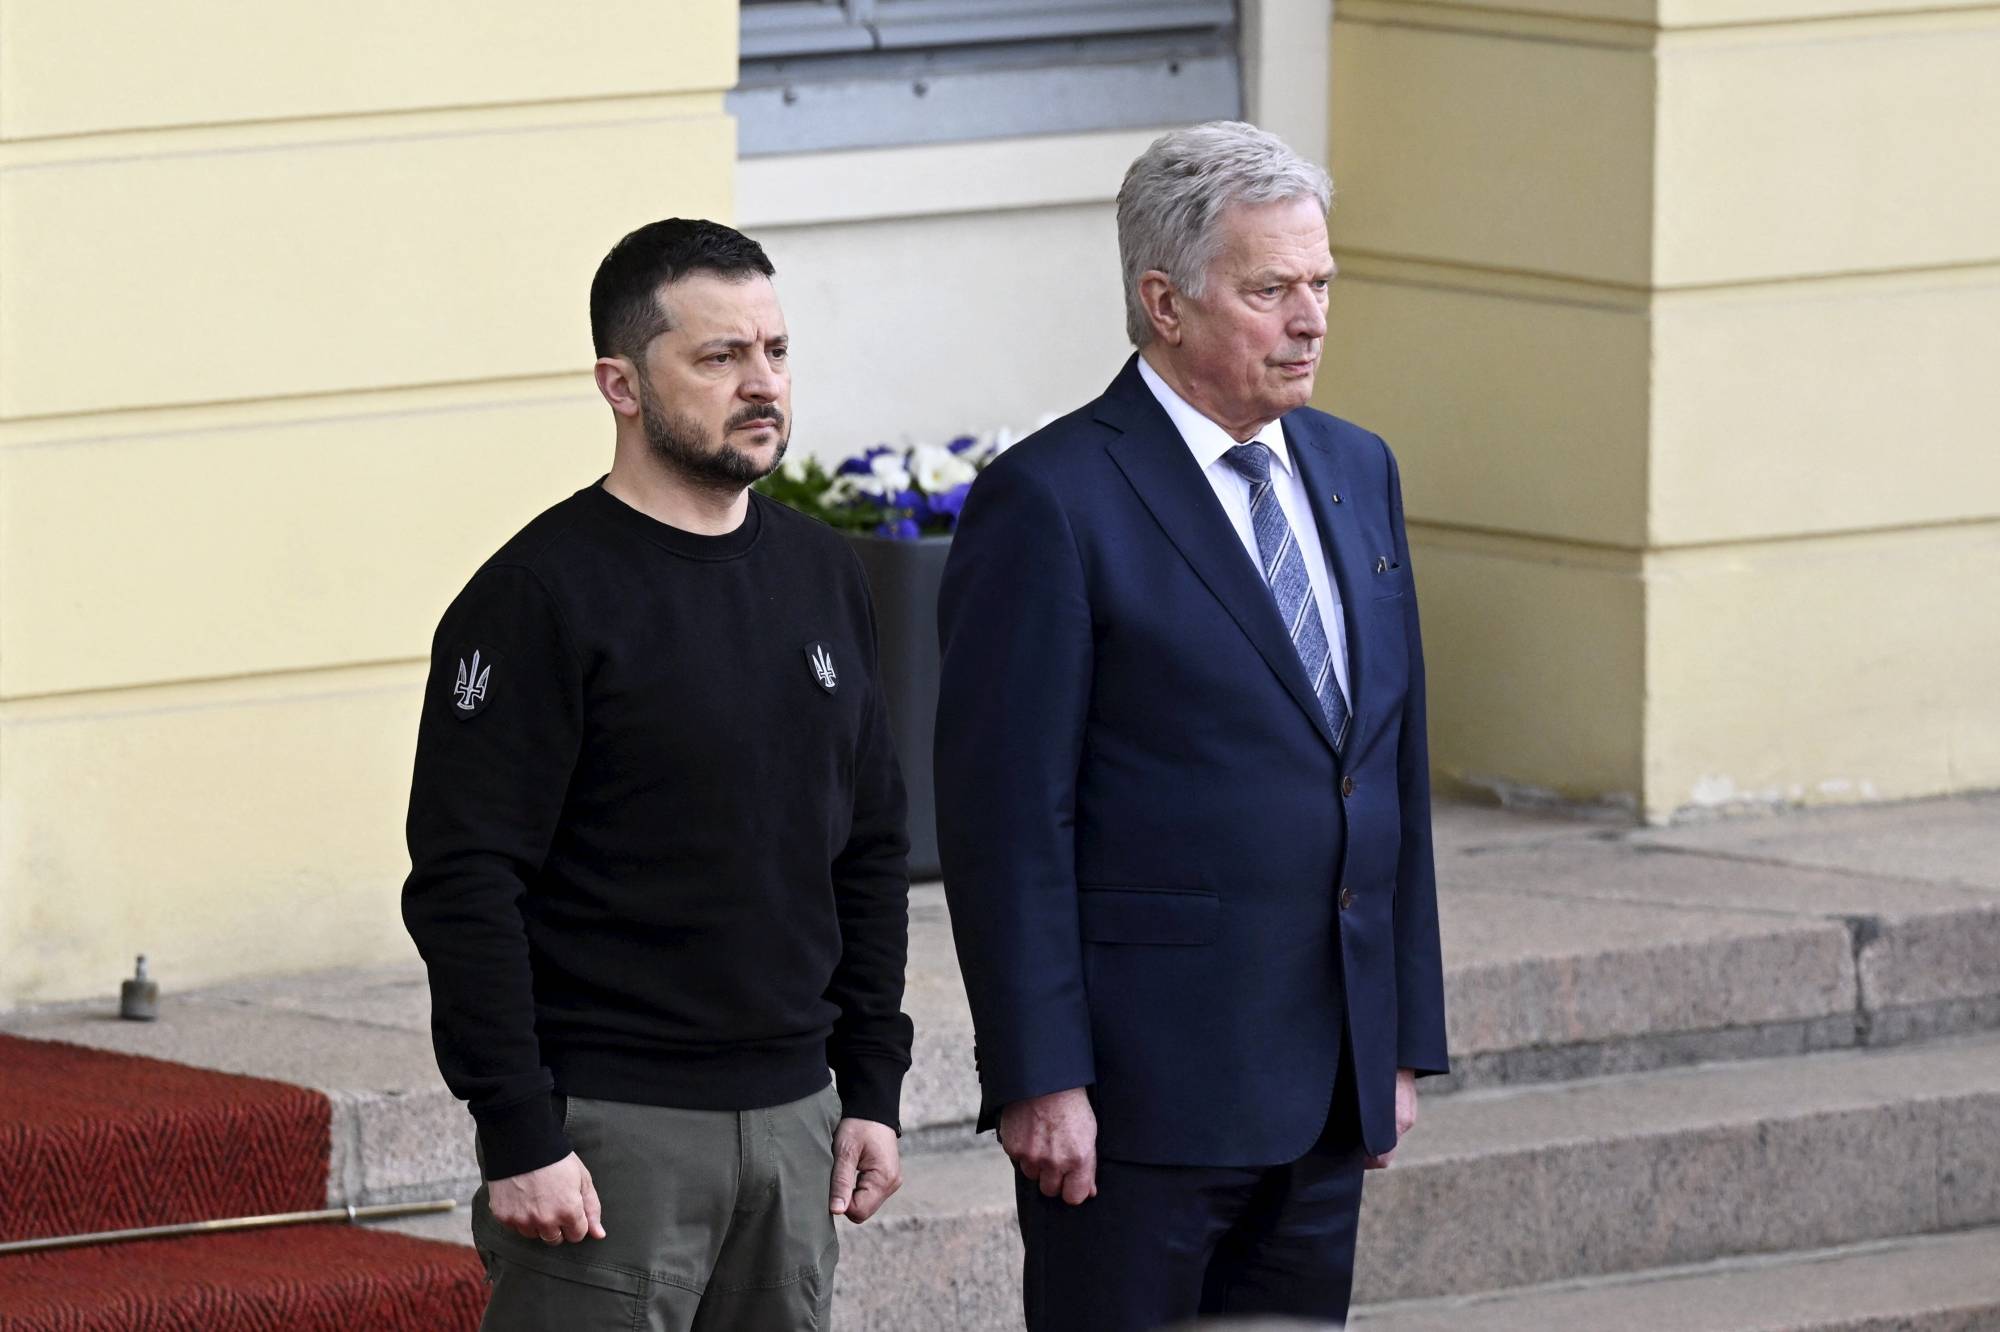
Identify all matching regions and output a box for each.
[1325,0,2000,820]
[21,0,1979,1001]
[0,2,740,1005]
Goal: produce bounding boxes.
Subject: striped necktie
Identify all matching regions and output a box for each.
[1222,442,1350,752]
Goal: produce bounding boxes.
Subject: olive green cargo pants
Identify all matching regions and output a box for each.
[471,1084,842,1331]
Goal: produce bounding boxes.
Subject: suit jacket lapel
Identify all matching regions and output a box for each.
[1097,359,1340,756]
[1288,415,1367,734]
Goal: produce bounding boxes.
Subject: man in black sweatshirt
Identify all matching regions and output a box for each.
[402,218,912,1330]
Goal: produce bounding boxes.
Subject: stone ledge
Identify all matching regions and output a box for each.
[815,1036,2000,1322]
[391,1036,2000,1326]
[1441,833,2000,1063]
[832,1146,1022,1332]
[7,796,1995,1223]
[1351,1225,2000,1332]
[1352,1032,2000,1302]
[1432,1011,1857,1094]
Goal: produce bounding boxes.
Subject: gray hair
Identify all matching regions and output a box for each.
[1116,121,1334,347]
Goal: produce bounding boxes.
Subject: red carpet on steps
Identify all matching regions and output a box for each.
[0,1034,485,1330]
[0,1228,487,1332]
[0,1035,328,1242]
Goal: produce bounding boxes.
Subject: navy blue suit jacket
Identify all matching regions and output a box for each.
[935,356,1449,1166]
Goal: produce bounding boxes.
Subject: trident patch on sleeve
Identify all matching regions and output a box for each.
[452,650,492,719]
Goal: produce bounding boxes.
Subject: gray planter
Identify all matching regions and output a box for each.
[843,532,951,881]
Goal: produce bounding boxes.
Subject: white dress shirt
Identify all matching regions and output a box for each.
[1137,354,1351,706]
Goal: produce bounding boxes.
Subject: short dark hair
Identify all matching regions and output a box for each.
[589,218,775,361]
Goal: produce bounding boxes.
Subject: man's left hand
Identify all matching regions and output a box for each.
[829,1118,903,1223]
[1364,1068,1419,1170]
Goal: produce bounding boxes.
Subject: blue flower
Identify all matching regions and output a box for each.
[946,434,980,455]
[875,517,922,541]
[930,483,972,523]
[837,444,899,477]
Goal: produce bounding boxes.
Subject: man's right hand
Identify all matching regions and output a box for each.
[488,1152,606,1245]
[999,1087,1098,1206]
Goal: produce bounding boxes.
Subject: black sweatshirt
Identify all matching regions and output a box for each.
[401,481,913,1180]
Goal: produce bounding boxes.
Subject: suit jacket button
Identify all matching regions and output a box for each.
[1340,889,1356,910]
[1341,775,1356,797]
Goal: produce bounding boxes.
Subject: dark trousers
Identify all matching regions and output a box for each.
[1015,1067,1366,1332]
[472,1086,840,1332]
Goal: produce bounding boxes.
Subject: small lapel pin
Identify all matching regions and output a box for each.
[1330,493,1341,504]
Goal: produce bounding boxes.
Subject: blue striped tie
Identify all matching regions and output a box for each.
[1223,443,1350,752]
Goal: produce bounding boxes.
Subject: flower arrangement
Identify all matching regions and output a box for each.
[757,431,1017,540]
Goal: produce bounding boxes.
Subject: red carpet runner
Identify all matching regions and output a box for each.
[0,1228,487,1332]
[0,1035,329,1242]
[0,1034,484,1330]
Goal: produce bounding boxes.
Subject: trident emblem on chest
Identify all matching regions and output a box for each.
[807,643,838,692]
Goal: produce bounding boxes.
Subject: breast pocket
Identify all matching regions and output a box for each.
[1371,564,1412,602]
[1078,887,1219,946]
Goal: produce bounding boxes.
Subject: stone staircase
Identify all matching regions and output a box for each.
[837,795,2000,1330]
[6,793,1997,1329]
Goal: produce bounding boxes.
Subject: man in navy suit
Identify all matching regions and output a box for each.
[935,121,1449,1329]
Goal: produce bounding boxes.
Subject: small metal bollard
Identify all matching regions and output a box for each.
[119,955,159,1021]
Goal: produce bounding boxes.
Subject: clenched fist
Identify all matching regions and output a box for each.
[1364,1068,1420,1170]
[489,1152,605,1245]
[829,1118,903,1223]
[1000,1088,1098,1206]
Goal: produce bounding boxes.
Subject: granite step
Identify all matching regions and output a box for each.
[4,795,1995,1220]
[1419,792,2000,1092]
[385,1032,2000,1328]
[905,793,2000,1126]
[7,794,1997,1330]
[1351,1031,2000,1303]
[830,1146,1021,1332]
[1350,1225,2000,1331]
[839,1032,2000,1319]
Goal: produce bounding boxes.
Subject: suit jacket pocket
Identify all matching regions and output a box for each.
[1371,565,1413,600]
[1078,886,1219,946]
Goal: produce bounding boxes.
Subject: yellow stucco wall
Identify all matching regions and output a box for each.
[8,0,1989,1002]
[0,2,741,1006]
[1324,0,2000,820]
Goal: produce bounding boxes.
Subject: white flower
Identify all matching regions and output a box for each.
[865,451,913,495]
[912,443,977,493]
[780,455,814,483]
[820,475,864,506]
[831,469,899,501]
